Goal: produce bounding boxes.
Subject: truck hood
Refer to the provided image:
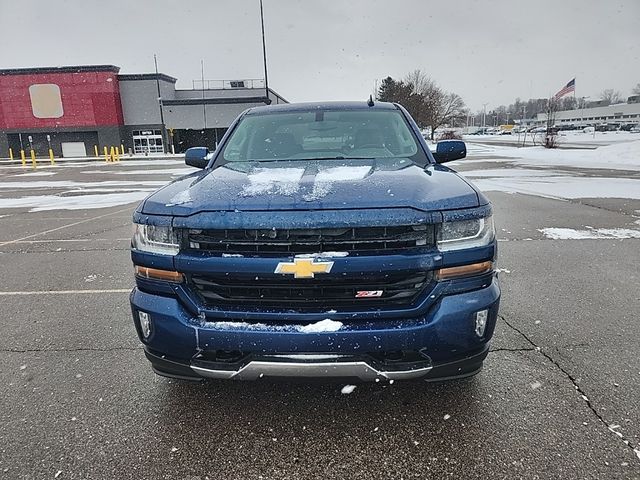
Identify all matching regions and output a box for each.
[140,158,480,216]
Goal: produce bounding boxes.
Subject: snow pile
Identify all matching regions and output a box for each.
[242,167,305,196]
[298,319,343,333]
[539,227,640,240]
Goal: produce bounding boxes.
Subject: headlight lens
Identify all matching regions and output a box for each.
[437,216,494,251]
[132,224,179,255]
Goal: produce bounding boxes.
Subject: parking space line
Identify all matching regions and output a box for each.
[0,289,131,296]
[8,238,131,244]
[0,207,132,248]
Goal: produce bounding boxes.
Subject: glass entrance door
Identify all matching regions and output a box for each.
[132,130,164,154]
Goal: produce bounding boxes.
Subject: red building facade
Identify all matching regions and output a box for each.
[0,65,125,157]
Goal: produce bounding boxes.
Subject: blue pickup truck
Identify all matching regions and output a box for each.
[130,101,500,382]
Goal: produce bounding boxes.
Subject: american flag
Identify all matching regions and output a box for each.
[554,78,575,100]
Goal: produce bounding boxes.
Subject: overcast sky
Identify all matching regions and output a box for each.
[1,0,638,111]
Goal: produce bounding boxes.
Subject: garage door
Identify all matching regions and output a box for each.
[61,142,87,158]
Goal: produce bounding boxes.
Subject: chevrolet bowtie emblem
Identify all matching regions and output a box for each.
[274,258,334,279]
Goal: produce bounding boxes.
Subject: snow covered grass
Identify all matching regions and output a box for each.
[467,173,640,200]
[463,140,640,171]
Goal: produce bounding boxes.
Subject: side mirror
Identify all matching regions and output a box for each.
[185,147,210,169]
[433,140,466,164]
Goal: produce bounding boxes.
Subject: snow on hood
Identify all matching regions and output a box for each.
[241,167,305,196]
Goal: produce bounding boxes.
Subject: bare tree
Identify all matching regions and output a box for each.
[632,83,640,95]
[402,70,466,139]
[426,92,466,139]
[599,89,622,105]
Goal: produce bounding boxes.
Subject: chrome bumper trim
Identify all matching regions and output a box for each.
[190,357,432,381]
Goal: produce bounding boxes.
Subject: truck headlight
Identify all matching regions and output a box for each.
[437,216,495,251]
[132,223,179,255]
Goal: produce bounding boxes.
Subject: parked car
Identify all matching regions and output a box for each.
[130,101,500,382]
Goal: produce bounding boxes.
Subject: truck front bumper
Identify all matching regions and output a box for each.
[130,275,500,382]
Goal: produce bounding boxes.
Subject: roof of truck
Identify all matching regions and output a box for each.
[247,100,398,115]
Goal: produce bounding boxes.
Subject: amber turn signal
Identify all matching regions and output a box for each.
[435,261,494,281]
[135,265,183,283]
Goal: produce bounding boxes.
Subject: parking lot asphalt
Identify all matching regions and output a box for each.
[1,159,639,479]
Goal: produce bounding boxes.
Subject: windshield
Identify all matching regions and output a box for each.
[220,109,425,162]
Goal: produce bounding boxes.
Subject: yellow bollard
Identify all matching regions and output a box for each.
[9,148,13,161]
[20,149,26,167]
[30,149,37,169]
[109,146,115,162]
[120,144,125,156]
[94,145,99,157]
[114,148,120,162]
[49,148,55,165]
[104,146,109,162]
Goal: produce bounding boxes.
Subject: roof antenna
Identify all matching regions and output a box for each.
[367,95,375,107]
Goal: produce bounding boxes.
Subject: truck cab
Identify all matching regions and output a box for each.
[130,101,500,382]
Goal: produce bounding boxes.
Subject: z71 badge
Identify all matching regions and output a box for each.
[355,290,384,298]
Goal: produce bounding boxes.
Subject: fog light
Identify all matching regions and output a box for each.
[138,311,152,338]
[475,310,488,337]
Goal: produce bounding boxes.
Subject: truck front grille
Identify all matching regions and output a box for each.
[188,272,431,310]
[187,225,434,255]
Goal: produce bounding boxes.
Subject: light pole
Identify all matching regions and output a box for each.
[153,54,167,153]
[259,0,271,105]
[482,103,488,131]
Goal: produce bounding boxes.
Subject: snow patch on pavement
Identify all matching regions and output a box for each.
[13,171,56,177]
[0,191,150,212]
[0,180,166,189]
[539,227,640,240]
[82,168,196,176]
